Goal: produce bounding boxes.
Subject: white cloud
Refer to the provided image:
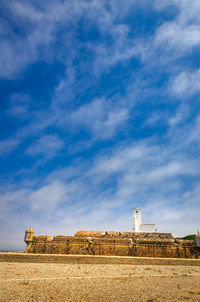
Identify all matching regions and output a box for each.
[148,162,184,180]
[28,181,68,211]
[70,97,129,139]
[0,91,130,158]
[188,114,200,144]
[12,2,43,21]
[153,0,200,63]
[25,134,64,159]
[87,0,200,80]
[91,143,148,175]
[155,0,200,24]
[1,0,199,82]
[169,104,189,128]
[170,69,200,97]
[0,2,64,78]
[155,23,200,53]
[144,111,169,127]
[0,138,20,156]
[6,94,30,119]
[0,0,135,78]
[0,188,29,215]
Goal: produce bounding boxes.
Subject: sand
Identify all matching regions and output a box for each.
[1,262,200,301]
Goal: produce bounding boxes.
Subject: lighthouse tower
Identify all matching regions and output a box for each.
[133,208,142,232]
[133,208,156,232]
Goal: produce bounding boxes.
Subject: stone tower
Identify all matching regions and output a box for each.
[133,208,142,232]
[24,227,34,244]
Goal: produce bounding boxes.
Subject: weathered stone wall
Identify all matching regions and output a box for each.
[24,231,199,259]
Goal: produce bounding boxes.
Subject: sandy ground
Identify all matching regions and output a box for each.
[1,262,200,302]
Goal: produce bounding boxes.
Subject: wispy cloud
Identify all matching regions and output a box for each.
[154,23,200,54]
[69,97,129,139]
[0,138,20,156]
[25,134,64,159]
[170,69,200,97]
[6,94,31,119]
[1,115,200,248]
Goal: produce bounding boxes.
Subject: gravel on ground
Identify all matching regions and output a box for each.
[1,262,200,301]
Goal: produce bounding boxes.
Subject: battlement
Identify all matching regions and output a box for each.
[32,235,52,242]
[74,230,105,237]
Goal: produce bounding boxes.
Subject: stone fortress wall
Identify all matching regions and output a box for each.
[24,229,199,259]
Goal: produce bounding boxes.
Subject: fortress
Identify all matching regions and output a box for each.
[24,209,200,259]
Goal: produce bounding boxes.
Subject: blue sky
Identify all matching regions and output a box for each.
[0,0,200,250]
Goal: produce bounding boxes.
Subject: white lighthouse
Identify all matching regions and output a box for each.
[133,208,156,232]
[133,208,142,232]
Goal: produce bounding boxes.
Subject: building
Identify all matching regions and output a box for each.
[24,227,198,258]
[24,210,199,258]
[133,208,156,232]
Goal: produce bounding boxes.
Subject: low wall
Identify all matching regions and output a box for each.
[1,253,200,266]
